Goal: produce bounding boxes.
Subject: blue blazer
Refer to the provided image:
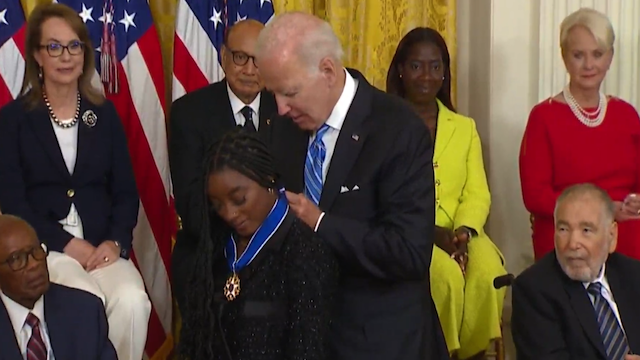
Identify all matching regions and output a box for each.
[0,283,117,360]
[0,95,139,258]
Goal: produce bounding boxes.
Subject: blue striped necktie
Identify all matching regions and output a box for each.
[304,123,330,205]
[588,282,630,360]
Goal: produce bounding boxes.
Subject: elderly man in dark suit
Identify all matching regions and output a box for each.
[0,215,116,360]
[169,19,278,315]
[512,183,640,360]
[254,11,447,360]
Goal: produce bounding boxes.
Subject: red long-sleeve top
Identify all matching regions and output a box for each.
[520,97,640,260]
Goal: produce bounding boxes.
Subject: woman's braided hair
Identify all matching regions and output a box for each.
[177,127,280,359]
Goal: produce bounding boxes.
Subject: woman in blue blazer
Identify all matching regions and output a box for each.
[0,4,150,360]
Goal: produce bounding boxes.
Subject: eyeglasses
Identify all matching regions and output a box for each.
[39,41,85,57]
[0,245,48,272]
[227,49,257,67]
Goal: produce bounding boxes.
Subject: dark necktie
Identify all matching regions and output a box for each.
[25,313,47,360]
[588,282,630,360]
[241,106,256,132]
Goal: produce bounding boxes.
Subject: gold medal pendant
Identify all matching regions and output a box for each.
[224,272,241,301]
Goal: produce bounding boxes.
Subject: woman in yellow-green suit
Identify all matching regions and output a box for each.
[387,27,507,360]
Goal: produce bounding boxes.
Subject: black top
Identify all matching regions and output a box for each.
[211,213,339,360]
[0,95,139,258]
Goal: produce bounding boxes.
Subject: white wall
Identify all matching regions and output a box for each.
[456,0,640,280]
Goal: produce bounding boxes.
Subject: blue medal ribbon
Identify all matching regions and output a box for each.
[225,190,289,273]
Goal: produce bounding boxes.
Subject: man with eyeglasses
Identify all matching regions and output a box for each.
[168,19,277,320]
[0,214,117,360]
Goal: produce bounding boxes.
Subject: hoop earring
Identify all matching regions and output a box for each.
[268,188,274,194]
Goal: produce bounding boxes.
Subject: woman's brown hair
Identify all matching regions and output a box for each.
[21,3,103,109]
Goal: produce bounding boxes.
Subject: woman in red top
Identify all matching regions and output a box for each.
[520,8,640,261]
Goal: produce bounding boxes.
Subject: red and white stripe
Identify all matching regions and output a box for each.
[108,30,175,359]
[0,23,25,109]
[171,0,225,101]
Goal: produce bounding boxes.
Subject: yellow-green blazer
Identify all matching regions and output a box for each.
[433,99,490,234]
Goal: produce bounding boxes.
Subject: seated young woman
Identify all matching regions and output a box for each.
[177,128,340,360]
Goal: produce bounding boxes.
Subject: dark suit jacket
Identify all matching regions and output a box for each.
[0,283,117,360]
[168,80,277,310]
[511,252,640,360]
[268,69,447,360]
[0,96,139,258]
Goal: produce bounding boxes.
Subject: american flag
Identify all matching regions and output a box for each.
[0,0,26,109]
[55,0,175,358]
[172,0,274,100]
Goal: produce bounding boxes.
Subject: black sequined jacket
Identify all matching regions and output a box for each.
[211,212,339,360]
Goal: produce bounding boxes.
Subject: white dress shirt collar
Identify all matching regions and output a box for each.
[0,290,46,341]
[582,263,608,291]
[226,83,261,128]
[323,68,357,132]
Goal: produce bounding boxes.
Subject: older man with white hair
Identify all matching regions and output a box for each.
[255,11,448,360]
[512,183,640,360]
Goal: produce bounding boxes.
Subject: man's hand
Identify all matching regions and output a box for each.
[624,354,640,360]
[285,191,322,229]
[86,241,120,271]
[63,238,96,269]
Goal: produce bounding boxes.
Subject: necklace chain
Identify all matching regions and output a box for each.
[43,90,81,129]
[562,85,607,128]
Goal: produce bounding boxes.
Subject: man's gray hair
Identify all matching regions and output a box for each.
[255,12,344,73]
[554,183,616,224]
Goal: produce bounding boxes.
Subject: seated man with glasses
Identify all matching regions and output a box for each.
[0,214,117,360]
[169,18,278,320]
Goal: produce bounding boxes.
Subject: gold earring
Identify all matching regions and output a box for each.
[268,188,274,194]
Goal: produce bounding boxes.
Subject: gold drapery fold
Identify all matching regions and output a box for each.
[274,0,457,100]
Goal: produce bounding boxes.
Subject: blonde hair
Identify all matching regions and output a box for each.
[560,8,615,52]
[21,3,103,109]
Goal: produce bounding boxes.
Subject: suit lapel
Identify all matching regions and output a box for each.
[0,301,22,360]
[606,254,640,353]
[560,262,607,358]
[73,99,98,176]
[433,101,456,163]
[218,80,237,130]
[44,286,72,360]
[26,104,71,179]
[258,91,276,142]
[319,73,371,210]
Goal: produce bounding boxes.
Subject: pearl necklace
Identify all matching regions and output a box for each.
[43,91,81,129]
[562,85,607,128]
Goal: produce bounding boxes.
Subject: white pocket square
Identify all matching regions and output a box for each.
[352,185,360,191]
[340,186,350,193]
